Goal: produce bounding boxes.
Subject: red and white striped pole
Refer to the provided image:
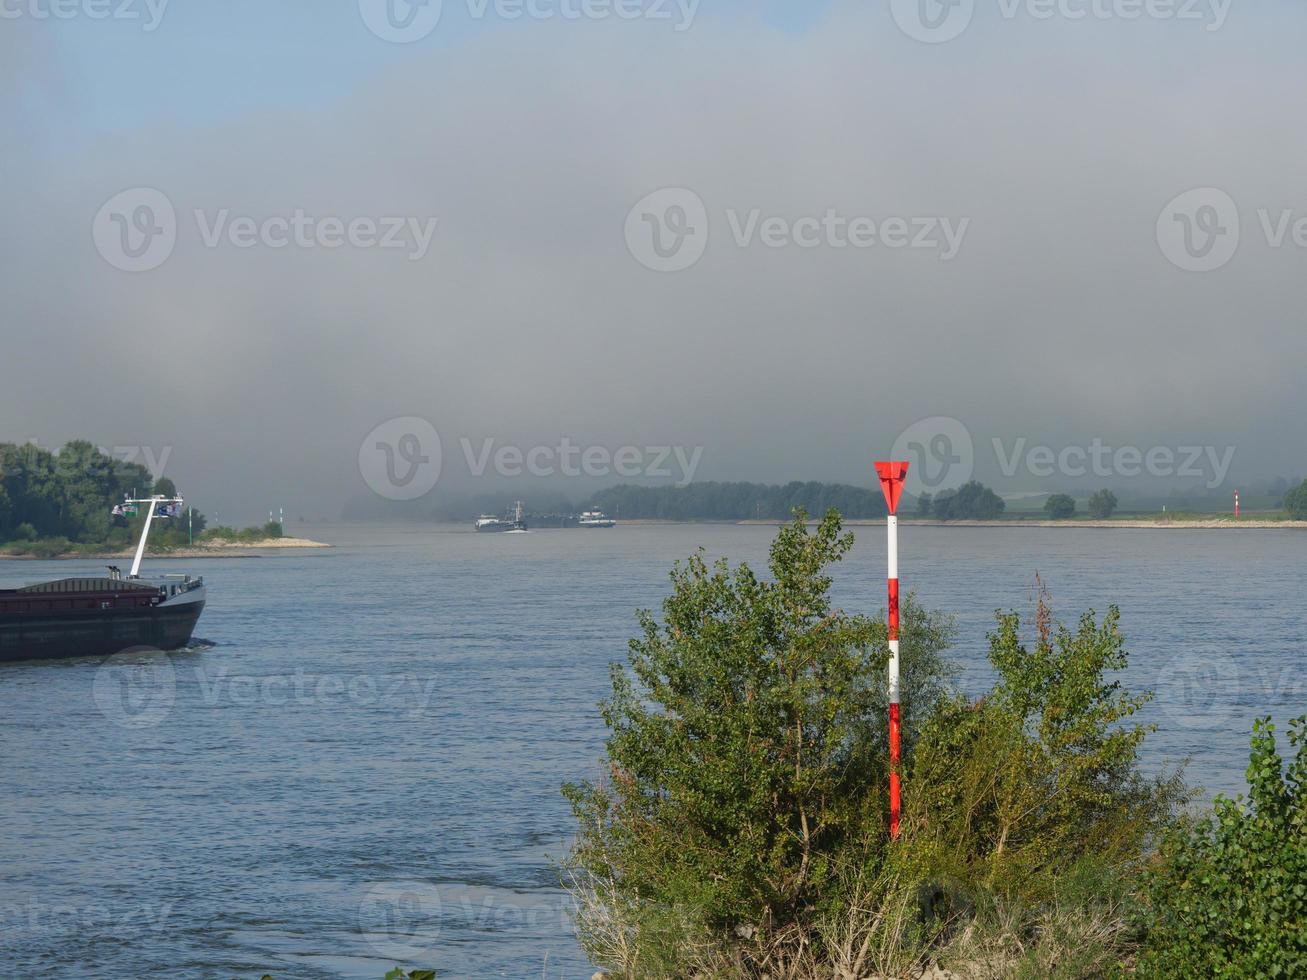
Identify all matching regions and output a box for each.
[875,461,909,840]
[1235,491,1240,519]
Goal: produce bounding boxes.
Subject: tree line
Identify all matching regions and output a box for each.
[0,441,209,548]
[590,481,890,521]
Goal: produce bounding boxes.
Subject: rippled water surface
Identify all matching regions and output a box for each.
[1,523,1303,978]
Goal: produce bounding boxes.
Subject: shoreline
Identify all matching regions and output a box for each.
[0,537,333,561]
[737,518,1307,529]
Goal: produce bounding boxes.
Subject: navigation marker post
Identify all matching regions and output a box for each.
[875,461,909,840]
[1235,491,1240,519]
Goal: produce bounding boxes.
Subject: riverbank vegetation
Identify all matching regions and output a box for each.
[0,440,286,557]
[562,512,1306,978]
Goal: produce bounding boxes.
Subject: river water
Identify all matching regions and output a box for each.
[1,522,1303,978]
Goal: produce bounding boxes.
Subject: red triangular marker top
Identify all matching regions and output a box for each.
[875,460,910,515]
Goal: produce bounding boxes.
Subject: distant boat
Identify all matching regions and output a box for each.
[0,496,206,663]
[578,508,616,529]
[475,501,528,533]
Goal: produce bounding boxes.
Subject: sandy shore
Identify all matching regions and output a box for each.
[738,518,1307,529]
[0,537,332,560]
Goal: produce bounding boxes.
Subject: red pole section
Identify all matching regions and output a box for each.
[1235,491,1240,519]
[875,461,909,840]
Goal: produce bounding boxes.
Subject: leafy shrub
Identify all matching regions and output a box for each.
[1285,479,1307,519]
[1136,716,1306,978]
[931,481,1006,520]
[1043,494,1076,520]
[1088,489,1118,520]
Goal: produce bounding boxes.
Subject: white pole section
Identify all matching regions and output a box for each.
[130,499,159,579]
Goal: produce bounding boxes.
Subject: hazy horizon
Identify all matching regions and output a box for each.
[4,0,1305,522]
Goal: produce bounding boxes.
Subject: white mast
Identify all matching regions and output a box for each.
[123,495,184,579]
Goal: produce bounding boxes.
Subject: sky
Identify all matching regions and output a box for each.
[2,0,1305,521]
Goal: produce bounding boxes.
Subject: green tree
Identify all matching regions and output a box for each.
[154,476,178,499]
[0,481,11,540]
[1137,716,1306,978]
[1087,488,1118,519]
[908,594,1183,900]
[917,492,933,517]
[931,481,1006,520]
[0,443,63,536]
[55,440,122,541]
[562,512,955,975]
[1043,493,1076,520]
[1284,479,1307,519]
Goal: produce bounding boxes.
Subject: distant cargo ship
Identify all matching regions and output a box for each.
[0,496,206,663]
[577,509,616,529]
[475,501,528,533]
